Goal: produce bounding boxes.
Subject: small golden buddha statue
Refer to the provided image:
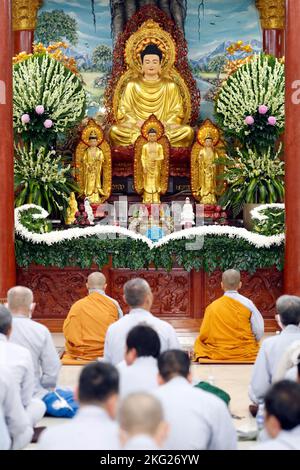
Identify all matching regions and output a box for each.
[109,21,194,148]
[134,115,170,204]
[191,120,225,205]
[75,121,112,205]
[65,192,78,225]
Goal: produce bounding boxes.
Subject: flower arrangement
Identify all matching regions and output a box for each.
[13,46,86,147]
[215,54,285,148]
[251,204,285,236]
[14,146,78,216]
[218,145,285,217]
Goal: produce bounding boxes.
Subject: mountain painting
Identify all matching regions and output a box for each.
[36,0,262,121]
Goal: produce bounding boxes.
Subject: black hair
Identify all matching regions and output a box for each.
[158,350,190,381]
[78,362,119,403]
[141,43,163,63]
[126,324,161,359]
[148,128,157,134]
[0,305,12,336]
[265,380,300,430]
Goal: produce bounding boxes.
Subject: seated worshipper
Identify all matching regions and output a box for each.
[103,278,180,365]
[8,286,60,404]
[0,366,33,450]
[249,295,300,404]
[38,362,120,450]
[0,306,45,427]
[252,380,300,450]
[273,340,300,383]
[194,269,264,361]
[118,325,160,398]
[155,350,237,450]
[63,272,121,361]
[118,393,168,450]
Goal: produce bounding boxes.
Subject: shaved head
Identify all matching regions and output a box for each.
[7,286,34,314]
[87,272,106,290]
[119,393,164,436]
[222,269,241,291]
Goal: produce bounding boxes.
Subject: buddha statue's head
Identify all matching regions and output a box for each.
[204,135,213,148]
[88,130,99,147]
[147,127,158,142]
[140,43,163,80]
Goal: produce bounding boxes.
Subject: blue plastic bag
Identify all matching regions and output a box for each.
[43,388,79,418]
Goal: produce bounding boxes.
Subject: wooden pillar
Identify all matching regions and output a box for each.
[12,0,41,55]
[284,0,300,294]
[256,0,285,57]
[0,0,16,302]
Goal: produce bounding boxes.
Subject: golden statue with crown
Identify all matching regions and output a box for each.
[75,120,112,204]
[109,20,194,148]
[134,114,170,203]
[191,119,225,205]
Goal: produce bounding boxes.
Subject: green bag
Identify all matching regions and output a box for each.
[194,381,231,406]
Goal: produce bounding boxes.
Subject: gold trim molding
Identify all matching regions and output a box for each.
[12,0,42,31]
[256,0,285,30]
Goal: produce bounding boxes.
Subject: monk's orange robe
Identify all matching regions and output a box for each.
[63,292,118,361]
[194,295,259,361]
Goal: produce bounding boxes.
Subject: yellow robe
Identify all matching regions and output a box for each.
[63,292,118,361]
[194,295,259,361]
[110,77,194,148]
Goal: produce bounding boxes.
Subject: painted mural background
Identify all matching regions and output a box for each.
[36,0,262,121]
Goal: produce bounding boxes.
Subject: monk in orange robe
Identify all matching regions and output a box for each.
[63,272,120,362]
[194,269,264,362]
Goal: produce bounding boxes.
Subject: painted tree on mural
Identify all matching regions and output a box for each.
[35,10,78,46]
[109,0,187,39]
[92,45,113,72]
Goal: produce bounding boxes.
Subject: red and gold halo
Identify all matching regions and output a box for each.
[141,114,165,140]
[81,119,104,146]
[197,119,220,146]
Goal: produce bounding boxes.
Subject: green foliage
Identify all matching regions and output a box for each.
[92,44,112,72]
[15,235,284,273]
[14,145,78,216]
[207,55,227,73]
[252,207,285,236]
[35,10,78,46]
[217,145,285,217]
[19,208,52,234]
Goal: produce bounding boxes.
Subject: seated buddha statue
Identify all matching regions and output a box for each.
[110,37,194,148]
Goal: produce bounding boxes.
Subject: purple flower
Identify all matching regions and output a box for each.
[21,113,30,124]
[43,119,53,129]
[258,104,268,114]
[267,116,277,126]
[244,115,254,125]
[35,105,44,115]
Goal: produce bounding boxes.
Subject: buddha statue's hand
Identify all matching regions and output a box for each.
[166,123,181,130]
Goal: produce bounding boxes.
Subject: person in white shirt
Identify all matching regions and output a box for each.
[119,392,168,450]
[155,350,237,450]
[249,295,300,404]
[273,340,300,383]
[38,362,120,450]
[0,366,33,450]
[0,306,45,426]
[8,286,61,400]
[103,278,180,365]
[118,324,160,398]
[253,380,300,450]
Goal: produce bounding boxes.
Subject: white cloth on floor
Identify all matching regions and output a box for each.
[0,333,45,426]
[38,405,120,450]
[154,376,237,450]
[252,425,300,450]
[123,434,160,450]
[103,308,180,365]
[249,325,300,403]
[0,366,33,450]
[118,356,159,398]
[10,315,60,398]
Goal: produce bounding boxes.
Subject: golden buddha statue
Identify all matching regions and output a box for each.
[65,192,78,225]
[75,120,112,205]
[109,20,194,148]
[191,120,225,204]
[134,115,170,204]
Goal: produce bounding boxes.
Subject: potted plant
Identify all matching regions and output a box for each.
[217,145,284,229]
